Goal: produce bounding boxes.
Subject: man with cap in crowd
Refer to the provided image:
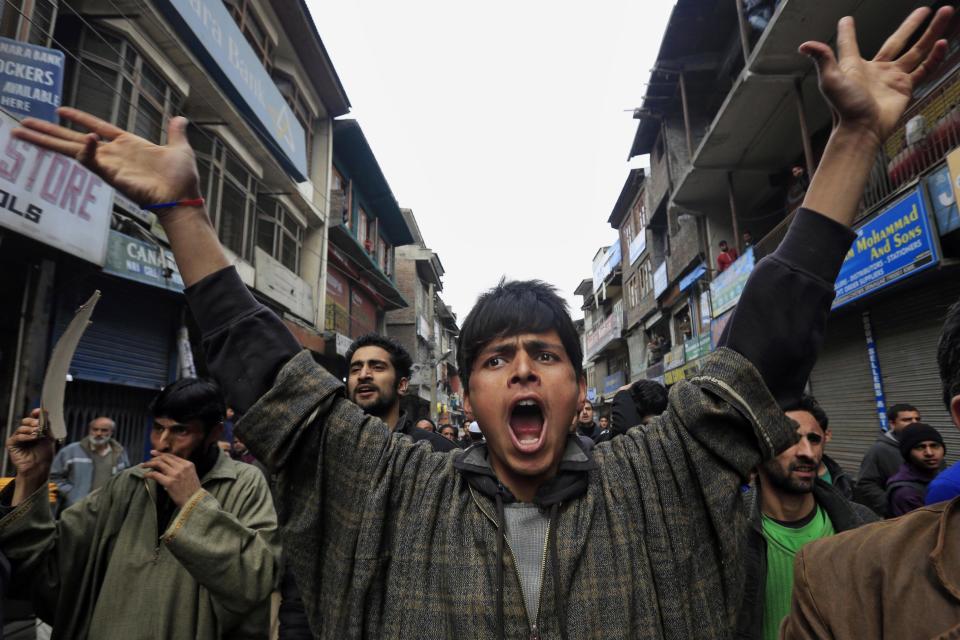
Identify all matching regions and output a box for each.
[854,402,922,516]
[886,422,946,516]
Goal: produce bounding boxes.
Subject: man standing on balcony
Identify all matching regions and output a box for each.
[717,240,740,273]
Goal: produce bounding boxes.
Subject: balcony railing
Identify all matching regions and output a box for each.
[861,70,960,217]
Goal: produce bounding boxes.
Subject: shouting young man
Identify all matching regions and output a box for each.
[8,8,950,638]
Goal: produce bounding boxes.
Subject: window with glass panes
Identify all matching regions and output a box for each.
[68,26,182,145]
[272,69,314,171]
[224,0,274,72]
[0,0,58,46]
[189,128,258,260]
[639,259,653,298]
[256,196,304,273]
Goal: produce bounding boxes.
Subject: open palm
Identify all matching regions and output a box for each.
[13,107,201,208]
[801,7,953,143]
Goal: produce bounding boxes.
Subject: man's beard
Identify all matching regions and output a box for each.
[352,385,399,420]
[761,457,817,494]
[90,435,109,446]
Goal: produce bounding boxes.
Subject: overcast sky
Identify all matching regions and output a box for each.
[307,0,675,322]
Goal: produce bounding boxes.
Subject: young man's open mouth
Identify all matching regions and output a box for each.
[508,396,547,455]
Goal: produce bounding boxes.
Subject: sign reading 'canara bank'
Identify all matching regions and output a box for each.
[0,112,112,264]
[833,188,939,308]
[155,0,308,180]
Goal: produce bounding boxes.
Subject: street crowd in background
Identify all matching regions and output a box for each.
[1,6,960,640]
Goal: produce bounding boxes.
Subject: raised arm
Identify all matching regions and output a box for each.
[718,7,952,408]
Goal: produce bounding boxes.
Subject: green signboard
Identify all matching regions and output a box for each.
[103,230,183,292]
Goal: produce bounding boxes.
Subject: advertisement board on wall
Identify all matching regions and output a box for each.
[0,37,64,122]
[710,247,754,317]
[653,262,668,298]
[833,188,939,308]
[155,0,308,179]
[628,229,646,265]
[592,240,622,292]
[0,113,112,264]
[603,370,626,395]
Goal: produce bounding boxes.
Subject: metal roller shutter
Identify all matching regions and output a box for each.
[53,275,179,390]
[809,312,879,474]
[871,278,960,466]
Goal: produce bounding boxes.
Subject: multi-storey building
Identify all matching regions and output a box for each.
[385,208,461,423]
[324,120,414,377]
[625,0,959,468]
[0,0,350,464]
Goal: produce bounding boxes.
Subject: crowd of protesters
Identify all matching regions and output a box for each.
[1,7,959,640]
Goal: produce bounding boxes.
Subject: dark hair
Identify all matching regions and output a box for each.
[790,394,829,431]
[458,279,582,392]
[345,333,413,381]
[887,403,919,423]
[938,299,960,409]
[719,240,728,247]
[416,417,436,431]
[582,399,593,410]
[149,378,225,431]
[440,424,457,434]
[631,379,668,417]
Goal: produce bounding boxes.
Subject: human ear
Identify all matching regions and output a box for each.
[950,395,960,429]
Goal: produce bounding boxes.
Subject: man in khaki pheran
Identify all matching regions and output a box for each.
[6,8,951,639]
[0,379,279,639]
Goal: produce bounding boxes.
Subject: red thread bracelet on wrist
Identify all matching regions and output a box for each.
[142,197,205,211]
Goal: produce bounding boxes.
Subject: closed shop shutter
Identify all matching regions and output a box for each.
[871,277,960,466]
[53,275,179,390]
[810,312,879,474]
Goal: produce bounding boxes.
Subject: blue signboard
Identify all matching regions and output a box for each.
[155,0,308,180]
[925,163,960,236]
[0,37,64,122]
[603,370,625,395]
[833,188,939,308]
[679,263,706,292]
[592,240,622,291]
[862,312,889,432]
[587,387,597,403]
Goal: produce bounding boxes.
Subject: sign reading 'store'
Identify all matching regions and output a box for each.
[0,37,64,122]
[833,188,938,308]
[0,112,113,265]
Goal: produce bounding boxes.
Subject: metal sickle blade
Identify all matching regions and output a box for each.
[39,290,101,441]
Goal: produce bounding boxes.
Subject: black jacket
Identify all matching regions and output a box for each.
[854,432,902,517]
[821,453,854,500]
[575,421,601,441]
[394,412,459,452]
[734,478,878,639]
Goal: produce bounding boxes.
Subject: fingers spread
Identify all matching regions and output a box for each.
[875,7,931,61]
[911,39,949,85]
[58,107,125,140]
[898,6,955,72]
[12,127,84,158]
[836,16,861,62]
[19,117,90,142]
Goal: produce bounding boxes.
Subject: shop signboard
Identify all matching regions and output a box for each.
[155,0,308,179]
[679,263,706,292]
[684,334,711,362]
[710,308,734,350]
[103,230,183,291]
[587,387,598,403]
[0,37,64,122]
[255,247,314,321]
[0,113,112,264]
[663,344,685,371]
[584,311,622,361]
[833,188,939,308]
[628,229,646,265]
[325,267,350,335]
[603,370,626,395]
[664,357,704,386]
[653,262,668,298]
[710,247,754,317]
[862,311,889,432]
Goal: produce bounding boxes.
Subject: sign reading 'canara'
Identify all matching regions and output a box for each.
[833,188,939,308]
[0,112,112,264]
